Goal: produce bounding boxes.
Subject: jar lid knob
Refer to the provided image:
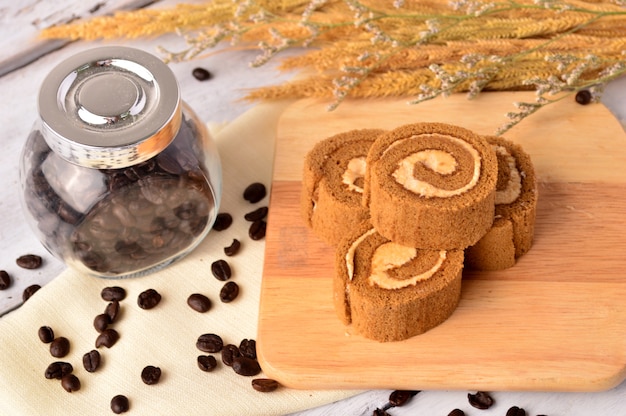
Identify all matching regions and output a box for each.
[38,46,182,169]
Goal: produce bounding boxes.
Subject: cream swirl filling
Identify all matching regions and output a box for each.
[493,145,522,205]
[342,156,366,194]
[391,135,482,198]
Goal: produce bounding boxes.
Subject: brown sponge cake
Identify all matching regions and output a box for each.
[301,129,385,246]
[335,222,464,342]
[465,135,538,270]
[364,123,498,250]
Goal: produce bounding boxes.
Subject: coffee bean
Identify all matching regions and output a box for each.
[239,339,257,360]
[221,344,241,366]
[105,300,120,322]
[16,254,43,269]
[224,239,241,256]
[575,90,592,105]
[192,67,212,81]
[506,406,526,416]
[187,293,211,313]
[197,355,218,372]
[248,220,266,240]
[447,410,465,416]
[22,284,41,302]
[251,378,279,392]
[212,213,233,231]
[373,409,391,416]
[244,206,268,222]
[0,270,11,290]
[220,281,239,303]
[44,361,73,380]
[231,356,262,376]
[61,374,81,392]
[50,337,70,358]
[96,328,120,348]
[38,326,55,343]
[141,365,162,385]
[101,286,126,301]
[389,390,419,407]
[111,394,130,414]
[94,313,111,333]
[196,333,223,353]
[211,259,231,281]
[243,182,266,203]
[83,349,101,373]
[137,288,162,309]
[468,391,494,410]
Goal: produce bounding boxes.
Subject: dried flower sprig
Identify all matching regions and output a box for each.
[40,0,626,134]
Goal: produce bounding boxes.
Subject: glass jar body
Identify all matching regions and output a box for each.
[20,103,222,279]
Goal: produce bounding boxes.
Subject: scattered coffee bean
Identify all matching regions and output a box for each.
[251,378,279,392]
[61,374,81,392]
[212,213,233,231]
[197,355,218,372]
[389,390,419,407]
[506,406,526,416]
[468,391,494,410]
[16,254,43,269]
[96,328,120,348]
[105,300,120,322]
[243,182,266,203]
[44,361,73,380]
[248,220,266,240]
[224,239,241,256]
[187,293,211,313]
[220,281,239,303]
[231,356,262,376]
[101,286,126,301]
[50,337,70,358]
[373,409,391,416]
[211,259,232,281]
[137,288,162,309]
[22,284,41,302]
[447,409,465,416]
[196,333,224,353]
[192,67,212,81]
[221,344,241,366]
[111,394,130,414]
[0,270,11,290]
[94,313,111,333]
[38,326,55,343]
[244,206,268,222]
[83,349,101,373]
[141,365,162,385]
[239,339,257,360]
[575,89,592,105]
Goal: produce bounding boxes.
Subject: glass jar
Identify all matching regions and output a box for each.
[19,46,222,279]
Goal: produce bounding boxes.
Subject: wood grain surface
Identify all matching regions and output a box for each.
[257,92,626,392]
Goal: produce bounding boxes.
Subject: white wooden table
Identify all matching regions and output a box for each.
[1,1,625,415]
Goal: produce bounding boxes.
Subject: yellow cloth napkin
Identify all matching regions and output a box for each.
[0,101,357,415]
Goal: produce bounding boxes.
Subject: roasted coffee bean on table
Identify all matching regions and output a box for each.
[468,391,494,409]
[141,365,162,385]
[61,374,81,392]
[506,406,527,416]
[223,239,241,256]
[50,337,70,358]
[38,326,55,343]
[96,328,120,349]
[251,378,279,393]
[373,409,391,416]
[220,281,239,303]
[212,213,233,231]
[137,288,162,309]
[191,67,212,81]
[187,293,211,313]
[83,350,101,373]
[447,409,465,416]
[221,344,241,366]
[44,361,73,380]
[244,206,268,222]
[101,286,127,301]
[248,220,266,240]
[105,300,120,322]
[243,182,266,203]
[93,313,111,333]
[211,259,232,281]
[22,284,41,302]
[111,394,130,414]
[388,390,420,407]
[239,339,257,360]
[196,333,224,353]
[231,356,262,376]
[0,270,11,290]
[16,254,43,269]
[197,355,218,372]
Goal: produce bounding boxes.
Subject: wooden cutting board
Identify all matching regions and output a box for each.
[257,92,626,392]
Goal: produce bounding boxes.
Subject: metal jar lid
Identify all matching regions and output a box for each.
[38,46,182,169]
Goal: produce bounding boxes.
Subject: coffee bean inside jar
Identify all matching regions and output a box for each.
[19,47,222,279]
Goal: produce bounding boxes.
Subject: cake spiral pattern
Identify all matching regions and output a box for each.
[364,123,498,250]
